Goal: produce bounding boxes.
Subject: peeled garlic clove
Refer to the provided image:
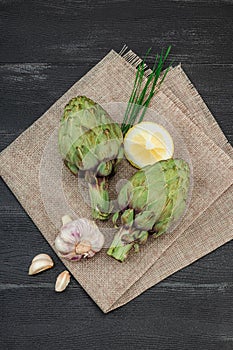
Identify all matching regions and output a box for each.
[31,253,53,264]
[28,253,54,275]
[55,270,70,292]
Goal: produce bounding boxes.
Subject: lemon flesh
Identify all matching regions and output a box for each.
[124,122,174,168]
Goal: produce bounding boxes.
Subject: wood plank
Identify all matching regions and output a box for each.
[0,265,233,349]
[0,0,233,64]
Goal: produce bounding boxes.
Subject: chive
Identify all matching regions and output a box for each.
[121,46,172,136]
[121,48,151,133]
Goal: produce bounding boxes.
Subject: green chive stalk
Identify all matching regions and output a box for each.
[121,46,172,136]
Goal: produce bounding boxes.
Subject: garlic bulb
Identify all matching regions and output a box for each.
[54,215,105,261]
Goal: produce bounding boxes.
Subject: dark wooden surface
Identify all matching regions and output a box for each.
[1,1,233,349]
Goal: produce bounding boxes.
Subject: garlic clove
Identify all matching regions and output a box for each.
[55,270,70,292]
[28,254,54,275]
[54,236,74,254]
[75,240,91,255]
[62,215,73,226]
[31,253,53,264]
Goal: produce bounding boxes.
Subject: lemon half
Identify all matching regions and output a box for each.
[124,121,174,169]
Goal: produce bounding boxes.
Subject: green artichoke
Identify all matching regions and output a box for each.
[58,96,123,220]
[107,158,190,261]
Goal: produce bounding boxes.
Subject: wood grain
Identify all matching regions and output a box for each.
[0,1,233,349]
[0,0,233,64]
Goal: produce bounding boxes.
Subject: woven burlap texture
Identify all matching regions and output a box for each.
[0,50,232,313]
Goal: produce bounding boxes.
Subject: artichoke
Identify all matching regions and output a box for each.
[107,158,190,262]
[58,96,123,220]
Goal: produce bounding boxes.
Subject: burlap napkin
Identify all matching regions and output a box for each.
[0,49,232,313]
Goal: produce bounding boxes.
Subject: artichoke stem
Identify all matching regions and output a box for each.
[107,227,147,262]
[88,176,110,221]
